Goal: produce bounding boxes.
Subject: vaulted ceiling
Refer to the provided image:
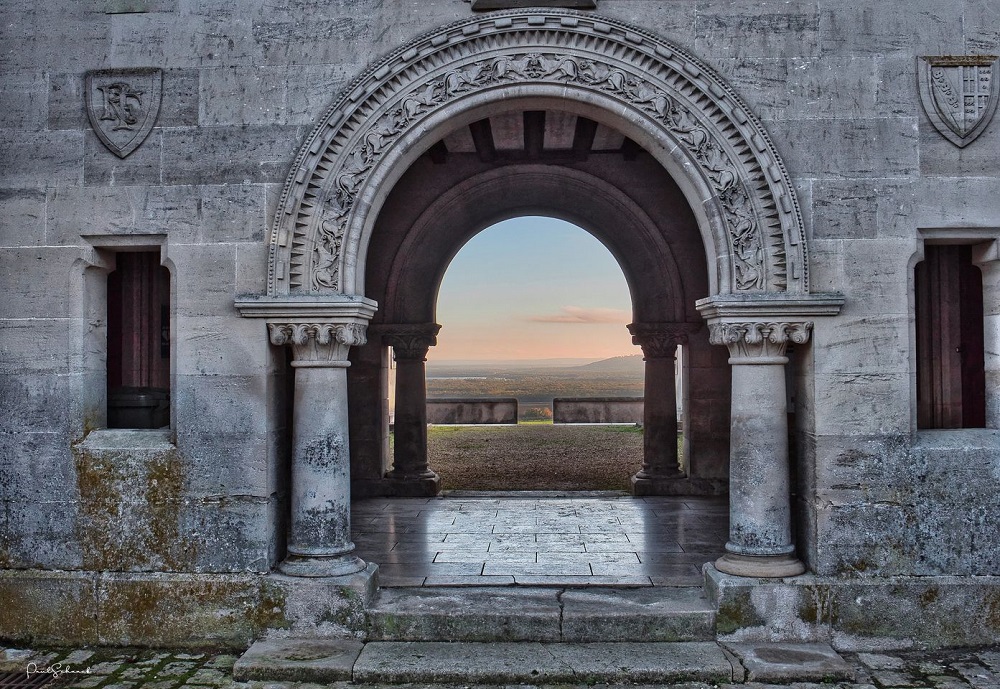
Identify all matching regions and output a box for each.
[427,109,641,165]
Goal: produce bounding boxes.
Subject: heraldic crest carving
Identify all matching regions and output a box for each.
[86,68,162,158]
[918,56,999,148]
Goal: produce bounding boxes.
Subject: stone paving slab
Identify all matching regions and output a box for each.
[232,639,363,682]
[561,587,716,642]
[723,642,856,682]
[351,641,735,684]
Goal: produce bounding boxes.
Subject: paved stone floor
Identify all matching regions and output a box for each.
[350,493,729,587]
[3,645,999,688]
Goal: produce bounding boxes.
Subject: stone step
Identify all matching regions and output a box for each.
[355,640,734,684]
[234,639,736,684]
[366,586,716,642]
[234,638,856,685]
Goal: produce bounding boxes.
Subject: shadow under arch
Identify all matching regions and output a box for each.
[377,164,695,326]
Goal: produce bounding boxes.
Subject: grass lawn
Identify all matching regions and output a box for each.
[424,423,644,491]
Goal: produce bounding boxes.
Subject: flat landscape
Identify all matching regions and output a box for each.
[422,356,646,490]
[426,355,645,419]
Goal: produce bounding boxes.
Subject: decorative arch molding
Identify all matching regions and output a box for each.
[266,8,809,299]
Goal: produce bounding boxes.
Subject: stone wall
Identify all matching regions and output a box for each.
[1,0,999,645]
[427,398,518,424]
[552,397,644,424]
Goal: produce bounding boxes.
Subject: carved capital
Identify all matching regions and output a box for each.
[268,322,367,365]
[628,322,702,359]
[708,321,812,361]
[381,323,442,361]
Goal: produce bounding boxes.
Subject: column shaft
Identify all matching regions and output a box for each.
[392,356,432,478]
[382,323,441,497]
[628,323,699,495]
[638,350,681,478]
[269,321,367,577]
[710,321,811,578]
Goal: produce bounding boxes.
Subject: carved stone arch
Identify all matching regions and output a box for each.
[267,8,809,299]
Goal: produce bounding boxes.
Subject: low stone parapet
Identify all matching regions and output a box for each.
[427,398,518,424]
[553,397,643,424]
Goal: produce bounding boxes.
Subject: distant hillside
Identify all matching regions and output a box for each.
[574,355,644,373]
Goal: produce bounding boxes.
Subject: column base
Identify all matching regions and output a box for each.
[278,552,368,578]
[385,472,441,497]
[715,552,806,578]
[631,471,686,496]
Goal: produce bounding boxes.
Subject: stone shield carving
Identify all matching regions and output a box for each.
[86,69,162,158]
[919,56,999,148]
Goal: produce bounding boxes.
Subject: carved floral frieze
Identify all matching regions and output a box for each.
[267,10,807,298]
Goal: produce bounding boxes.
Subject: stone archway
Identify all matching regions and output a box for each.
[237,8,843,580]
[263,9,808,298]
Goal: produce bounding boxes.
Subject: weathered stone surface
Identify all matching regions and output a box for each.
[2,0,1000,650]
[0,570,99,645]
[724,642,855,682]
[367,586,562,642]
[353,641,735,684]
[232,638,363,682]
[561,587,716,642]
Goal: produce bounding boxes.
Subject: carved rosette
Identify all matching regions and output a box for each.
[708,322,812,362]
[628,322,702,359]
[268,322,368,365]
[267,9,808,298]
[381,323,442,361]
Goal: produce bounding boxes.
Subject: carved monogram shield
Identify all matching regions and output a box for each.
[86,68,162,158]
[919,56,999,147]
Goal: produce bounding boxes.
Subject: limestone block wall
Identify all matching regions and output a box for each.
[552,398,644,424]
[426,398,518,425]
[0,0,997,638]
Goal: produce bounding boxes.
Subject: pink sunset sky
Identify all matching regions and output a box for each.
[431,216,638,361]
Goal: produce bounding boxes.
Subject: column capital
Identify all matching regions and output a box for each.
[379,323,442,361]
[268,322,367,366]
[708,321,812,362]
[627,322,701,359]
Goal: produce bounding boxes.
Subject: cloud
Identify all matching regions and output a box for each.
[527,306,631,324]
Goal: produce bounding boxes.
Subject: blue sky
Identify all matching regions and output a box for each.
[432,217,637,361]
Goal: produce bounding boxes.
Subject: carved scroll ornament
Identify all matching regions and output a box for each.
[268,322,368,364]
[269,10,808,298]
[709,321,812,361]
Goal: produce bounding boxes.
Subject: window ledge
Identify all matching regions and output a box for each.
[913,428,1000,451]
[78,428,174,451]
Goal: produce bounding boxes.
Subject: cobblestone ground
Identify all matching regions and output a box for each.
[2,645,998,689]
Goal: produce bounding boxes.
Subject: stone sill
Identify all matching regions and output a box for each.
[912,427,1000,451]
[77,428,175,451]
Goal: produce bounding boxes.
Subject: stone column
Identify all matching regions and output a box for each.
[268,321,368,577]
[383,323,441,497]
[709,321,812,578]
[628,323,698,495]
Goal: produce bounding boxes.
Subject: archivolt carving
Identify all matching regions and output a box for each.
[267,9,809,297]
